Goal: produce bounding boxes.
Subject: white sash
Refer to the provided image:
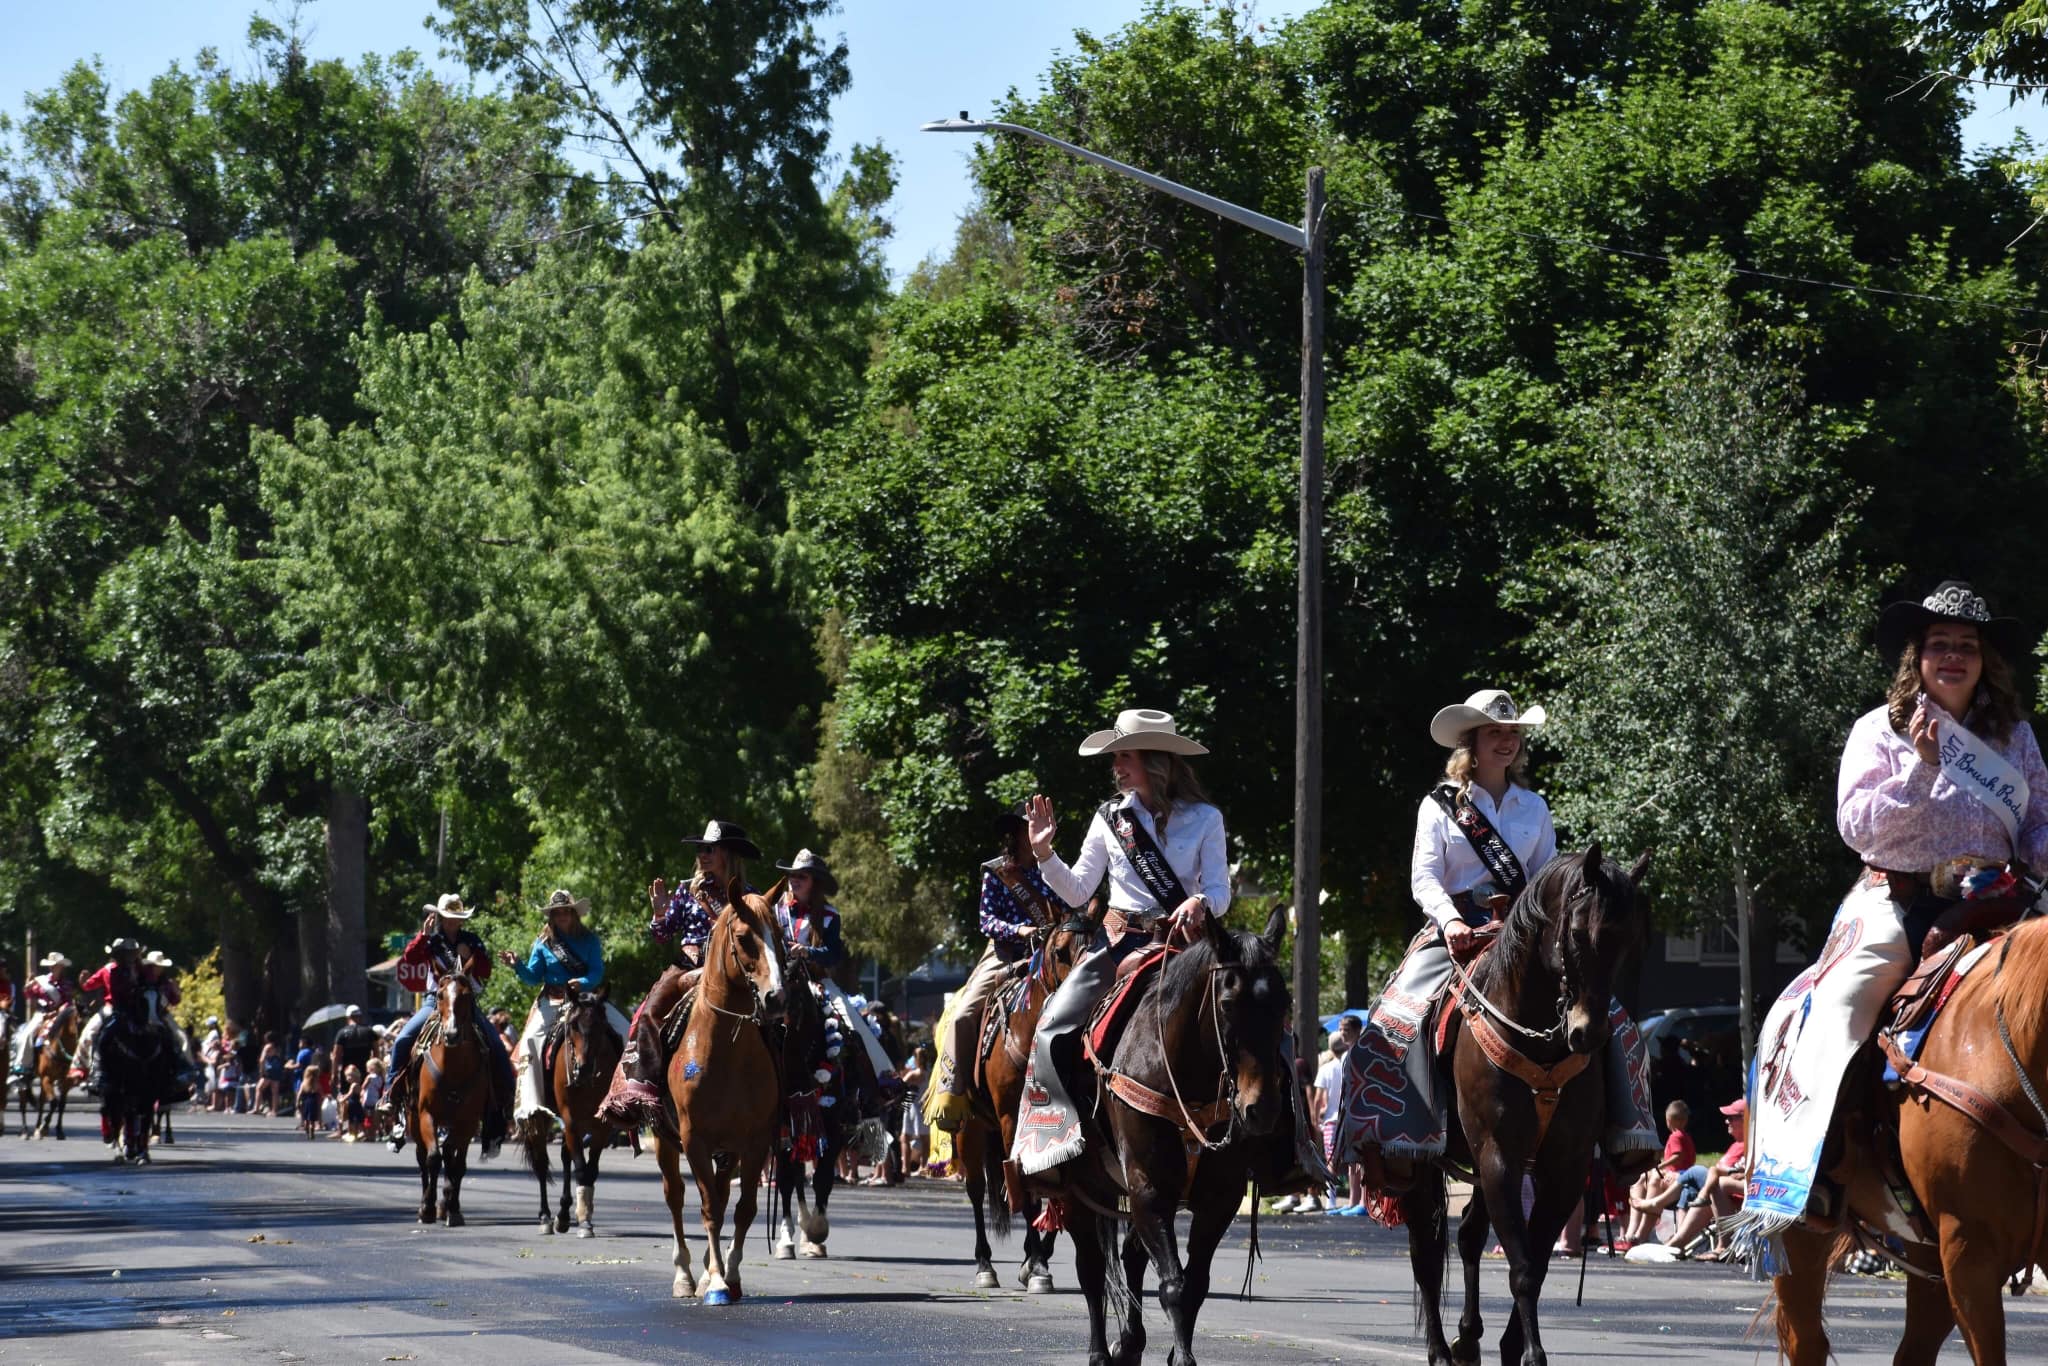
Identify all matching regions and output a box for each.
[1937,712,2028,846]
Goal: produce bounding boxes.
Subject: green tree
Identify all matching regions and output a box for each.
[1526,306,1880,1064]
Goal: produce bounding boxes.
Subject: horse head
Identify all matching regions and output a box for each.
[714,880,788,1023]
[438,969,476,1035]
[1190,904,1292,1138]
[1549,843,1651,1055]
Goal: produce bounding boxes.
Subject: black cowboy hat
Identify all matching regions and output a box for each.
[993,801,1029,837]
[681,818,762,860]
[1877,580,2028,663]
[774,847,838,896]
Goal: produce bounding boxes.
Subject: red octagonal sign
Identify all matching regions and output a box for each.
[396,959,431,994]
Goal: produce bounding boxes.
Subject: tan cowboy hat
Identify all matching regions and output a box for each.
[143,950,174,968]
[39,951,70,969]
[424,892,474,921]
[542,888,589,915]
[1429,689,1548,749]
[1077,708,1208,757]
[774,848,839,896]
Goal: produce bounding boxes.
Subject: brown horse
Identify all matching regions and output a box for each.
[413,968,489,1226]
[1773,909,2048,1364]
[1400,845,1648,1366]
[522,988,623,1238]
[957,916,1090,1293]
[1054,906,1292,1366]
[23,1004,80,1141]
[657,882,787,1305]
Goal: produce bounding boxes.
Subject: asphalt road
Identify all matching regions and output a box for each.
[4,1111,2045,1364]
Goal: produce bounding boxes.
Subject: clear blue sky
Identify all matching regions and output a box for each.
[3,1,2040,279]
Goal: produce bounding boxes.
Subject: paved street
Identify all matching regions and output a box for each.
[4,1111,2045,1364]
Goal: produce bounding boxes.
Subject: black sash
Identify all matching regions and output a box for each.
[985,856,1057,925]
[544,933,590,981]
[1428,783,1528,902]
[1101,800,1192,912]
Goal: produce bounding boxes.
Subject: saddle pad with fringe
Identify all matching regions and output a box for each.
[1881,937,1995,1083]
[1087,946,1169,1059]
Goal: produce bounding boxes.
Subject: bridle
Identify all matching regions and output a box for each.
[1449,881,1598,1047]
[698,907,773,1042]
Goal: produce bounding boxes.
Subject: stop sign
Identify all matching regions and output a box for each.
[396,959,431,994]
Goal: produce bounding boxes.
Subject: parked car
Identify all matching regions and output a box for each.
[1639,1004,1745,1150]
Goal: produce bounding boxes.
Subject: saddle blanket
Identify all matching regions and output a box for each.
[1881,939,1994,1084]
[1087,946,1169,1058]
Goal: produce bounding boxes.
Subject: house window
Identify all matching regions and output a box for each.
[1664,920,1806,965]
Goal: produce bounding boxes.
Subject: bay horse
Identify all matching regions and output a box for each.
[1401,844,1649,1366]
[1772,907,2048,1363]
[413,965,490,1226]
[957,916,1090,1293]
[1054,906,1292,1366]
[769,927,850,1263]
[657,882,786,1304]
[24,1004,80,1140]
[521,987,622,1237]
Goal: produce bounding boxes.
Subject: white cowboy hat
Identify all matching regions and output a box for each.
[1077,708,1209,757]
[143,950,174,968]
[205,1015,220,1027]
[424,892,474,921]
[1429,689,1548,749]
[40,951,71,969]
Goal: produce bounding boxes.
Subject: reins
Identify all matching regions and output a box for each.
[1447,884,1595,1047]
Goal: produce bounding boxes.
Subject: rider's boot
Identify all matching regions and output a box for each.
[930,1090,971,1135]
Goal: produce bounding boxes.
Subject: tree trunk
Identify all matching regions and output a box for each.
[1733,853,1757,1072]
[297,900,328,1020]
[220,905,262,1027]
[325,788,369,1008]
[1343,931,1377,1010]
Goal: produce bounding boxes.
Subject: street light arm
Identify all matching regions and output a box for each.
[920,117,1307,250]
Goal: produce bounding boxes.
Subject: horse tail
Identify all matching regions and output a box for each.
[522,1124,552,1183]
[979,1125,1012,1240]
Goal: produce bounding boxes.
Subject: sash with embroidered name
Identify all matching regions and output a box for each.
[1101,800,1192,912]
[985,855,1057,927]
[1934,705,2029,845]
[1427,783,1528,903]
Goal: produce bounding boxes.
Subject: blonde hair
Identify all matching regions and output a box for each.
[1116,751,1212,831]
[1442,727,1532,797]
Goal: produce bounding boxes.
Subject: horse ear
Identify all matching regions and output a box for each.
[764,877,789,906]
[1260,902,1288,956]
[1628,850,1653,887]
[1579,843,1603,879]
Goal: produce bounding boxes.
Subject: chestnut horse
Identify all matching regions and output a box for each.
[521,987,622,1237]
[1773,908,2048,1364]
[23,1004,80,1140]
[657,883,787,1305]
[1055,906,1292,1366]
[413,967,489,1226]
[957,916,1090,1293]
[1400,845,1649,1366]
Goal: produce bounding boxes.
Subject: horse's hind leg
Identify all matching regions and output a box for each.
[1115,1221,1149,1364]
[1772,1224,1838,1366]
[1451,1184,1490,1363]
[1401,1175,1458,1365]
[1067,1203,1114,1366]
[656,1139,697,1298]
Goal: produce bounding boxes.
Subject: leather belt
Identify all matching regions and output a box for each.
[1102,908,1156,943]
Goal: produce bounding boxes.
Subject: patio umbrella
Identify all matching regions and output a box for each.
[301,1004,353,1031]
[1320,1008,1370,1034]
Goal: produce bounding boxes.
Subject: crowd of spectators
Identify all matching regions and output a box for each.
[194,1006,393,1142]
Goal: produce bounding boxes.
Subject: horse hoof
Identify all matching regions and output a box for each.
[555,1214,571,1234]
[799,1240,827,1259]
[672,1276,695,1299]
[575,1225,593,1239]
[540,1219,556,1235]
[445,1211,465,1228]
[419,1211,435,1224]
[702,1288,732,1307]
[773,1242,795,1260]
[974,1268,999,1289]
[1026,1273,1055,1294]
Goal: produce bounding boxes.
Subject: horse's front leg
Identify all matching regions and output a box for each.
[1453,1183,1491,1364]
[417,1134,437,1224]
[1127,1196,1191,1364]
[692,1145,734,1303]
[724,1147,763,1299]
[1067,1202,1114,1365]
[656,1138,696,1298]
[771,1151,798,1258]
[1400,1172,1458,1364]
[576,1136,601,1237]
[442,1136,468,1227]
[556,1131,577,1233]
[1115,1219,1148,1364]
[964,1123,997,1286]
[1489,1144,1576,1366]
[1173,1159,1248,1364]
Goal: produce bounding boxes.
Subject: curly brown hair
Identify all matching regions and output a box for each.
[1886,632,2024,743]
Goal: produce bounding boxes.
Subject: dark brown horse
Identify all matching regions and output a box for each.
[1401,845,1648,1366]
[1773,908,2048,1364]
[23,1004,79,1141]
[413,967,489,1226]
[1054,906,1292,1366]
[957,916,1089,1293]
[657,883,787,1304]
[521,987,623,1237]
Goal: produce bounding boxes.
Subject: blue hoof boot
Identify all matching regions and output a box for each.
[702,1288,732,1306]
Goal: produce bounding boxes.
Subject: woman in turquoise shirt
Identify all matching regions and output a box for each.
[497,889,631,1132]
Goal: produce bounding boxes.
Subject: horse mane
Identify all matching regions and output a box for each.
[1471,856,1583,997]
[1993,913,2048,1046]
